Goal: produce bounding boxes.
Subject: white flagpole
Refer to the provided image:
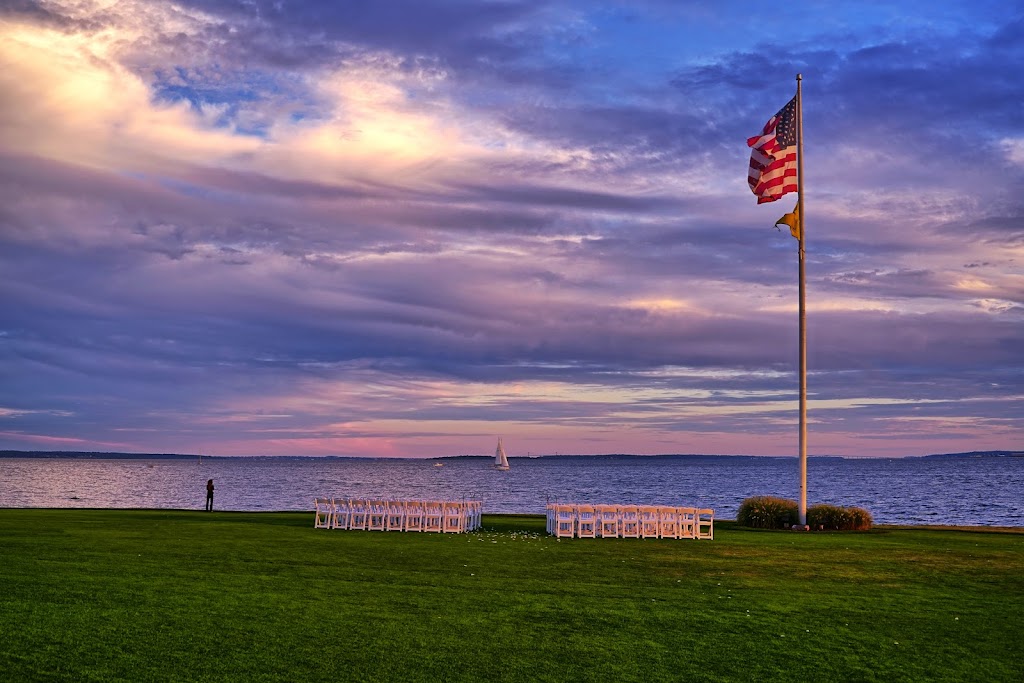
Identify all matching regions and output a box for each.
[796,73,808,527]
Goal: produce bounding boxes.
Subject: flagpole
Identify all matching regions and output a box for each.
[796,73,808,527]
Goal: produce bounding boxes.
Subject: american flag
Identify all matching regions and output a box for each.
[747,96,798,204]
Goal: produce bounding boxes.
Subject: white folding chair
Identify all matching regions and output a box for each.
[554,504,576,538]
[679,507,697,539]
[443,502,466,534]
[404,500,425,531]
[656,506,679,539]
[546,503,557,535]
[639,506,660,538]
[367,499,387,531]
[331,497,352,530]
[468,499,483,532]
[619,505,640,538]
[577,505,597,538]
[314,497,332,528]
[348,499,368,530]
[596,505,619,538]
[386,500,406,531]
[423,501,444,532]
[697,508,714,540]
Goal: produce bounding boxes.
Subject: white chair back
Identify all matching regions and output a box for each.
[314,497,332,528]
[386,501,406,531]
[679,507,697,539]
[404,500,425,532]
[331,497,352,530]
[639,506,660,538]
[595,505,619,538]
[367,499,387,531]
[619,506,640,538]
[657,506,679,539]
[577,505,597,538]
[349,499,369,530]
[697,508,714,540]
[443,502,465,533]
[423,501,444,532]
[545,503,557,535]
[554,504,576,538]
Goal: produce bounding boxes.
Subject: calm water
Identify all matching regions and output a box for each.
[1,455,1021,526]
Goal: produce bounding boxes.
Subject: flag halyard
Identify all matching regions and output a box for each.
[747,96,798,204]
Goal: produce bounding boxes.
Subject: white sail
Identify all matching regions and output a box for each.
[494,438,510,470]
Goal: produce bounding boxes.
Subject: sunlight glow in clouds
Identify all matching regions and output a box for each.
[1,18,261,170]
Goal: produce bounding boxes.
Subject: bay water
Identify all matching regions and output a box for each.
[1,455,1020,526]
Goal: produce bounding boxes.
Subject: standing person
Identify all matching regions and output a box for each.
[206,479,215,511]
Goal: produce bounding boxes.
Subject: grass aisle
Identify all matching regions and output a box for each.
[1,510,1022,682]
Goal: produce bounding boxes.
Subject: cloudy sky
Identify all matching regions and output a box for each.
[1,1,1021,458]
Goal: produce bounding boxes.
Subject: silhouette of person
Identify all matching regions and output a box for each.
[206,479,215,511]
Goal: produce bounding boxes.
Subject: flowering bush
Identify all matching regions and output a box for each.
[736,496,799,529]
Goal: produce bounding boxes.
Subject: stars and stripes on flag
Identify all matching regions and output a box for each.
[747,95,797,204]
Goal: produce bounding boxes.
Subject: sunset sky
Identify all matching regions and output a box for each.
[1,1,1021,458]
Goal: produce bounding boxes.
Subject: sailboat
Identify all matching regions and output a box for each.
[493,438,510,470]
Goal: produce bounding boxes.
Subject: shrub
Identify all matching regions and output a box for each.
[807,503,846,529]
[737,496,799,529]
[846,506,873,530]
[808,504,873,531]
[737,498,874,531]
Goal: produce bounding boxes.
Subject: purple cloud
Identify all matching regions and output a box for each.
[0,1,1021,457]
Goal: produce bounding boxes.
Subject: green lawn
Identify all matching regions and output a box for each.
[1,510,1022,682]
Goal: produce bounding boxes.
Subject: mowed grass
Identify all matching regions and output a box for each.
[1,510,1022,682]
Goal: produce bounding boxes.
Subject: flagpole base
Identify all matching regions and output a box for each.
[791,524,810,532]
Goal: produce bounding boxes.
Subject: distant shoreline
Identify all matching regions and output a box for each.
[2,449,1021,460]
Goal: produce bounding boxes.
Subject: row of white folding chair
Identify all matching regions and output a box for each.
[316,498,482,533]
[546,503,713,539]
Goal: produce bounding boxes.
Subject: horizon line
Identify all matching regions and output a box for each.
[2,449,1022,460]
